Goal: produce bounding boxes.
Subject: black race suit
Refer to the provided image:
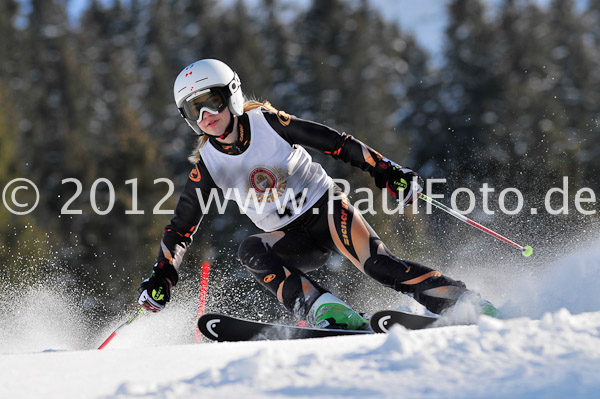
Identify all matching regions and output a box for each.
[154,109,467,319]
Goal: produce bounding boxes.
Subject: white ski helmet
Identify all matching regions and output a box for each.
[173,59,244,135]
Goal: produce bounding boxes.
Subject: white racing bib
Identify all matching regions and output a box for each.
[199,108,333,231]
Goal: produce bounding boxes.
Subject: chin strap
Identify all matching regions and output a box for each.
[218,115,236,140]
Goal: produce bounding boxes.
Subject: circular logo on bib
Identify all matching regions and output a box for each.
[249,168,278,193]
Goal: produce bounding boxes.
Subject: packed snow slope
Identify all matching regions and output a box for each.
[1,238,600,399]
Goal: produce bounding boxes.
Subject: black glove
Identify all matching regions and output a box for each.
[375,159,423,206]
[137,260,177,312]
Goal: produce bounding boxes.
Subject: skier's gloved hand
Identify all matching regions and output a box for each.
[137,260,178,312]
[375,159,423,206]
[137,276,171,312]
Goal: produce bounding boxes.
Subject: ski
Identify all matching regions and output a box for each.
[199,310,450,342]
[198,313,373,342]
[369,310,440,332]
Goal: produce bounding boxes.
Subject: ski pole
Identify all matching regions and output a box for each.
[98,307,145,350]
[418,192,533,257]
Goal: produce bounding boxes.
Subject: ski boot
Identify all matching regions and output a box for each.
[479,298,503,318]
[307,293,369,330]
[445,291,504,321]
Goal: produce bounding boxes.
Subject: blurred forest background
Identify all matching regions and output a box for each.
[1,0,599,327]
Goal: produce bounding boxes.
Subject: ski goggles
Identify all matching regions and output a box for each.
[181,88,229,121]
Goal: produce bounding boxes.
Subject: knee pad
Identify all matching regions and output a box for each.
[238,236,270,270]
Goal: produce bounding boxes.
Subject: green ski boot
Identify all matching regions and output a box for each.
[451,291,504,319]
[307,293,368,330]
[480,299,503,318]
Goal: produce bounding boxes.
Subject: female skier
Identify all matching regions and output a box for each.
[137,59,493,330]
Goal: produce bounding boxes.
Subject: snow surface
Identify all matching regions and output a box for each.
[2,238,600,399]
